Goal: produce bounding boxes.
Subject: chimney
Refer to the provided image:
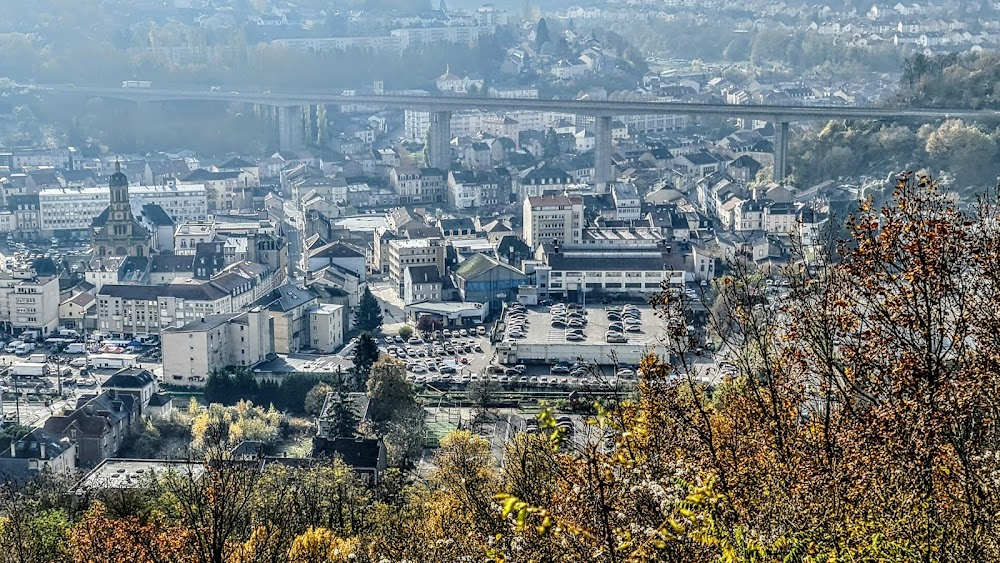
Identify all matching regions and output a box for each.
[40,442,45,459]
[9,442,14,457]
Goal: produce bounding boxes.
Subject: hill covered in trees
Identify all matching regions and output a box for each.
[788,52,1000,189]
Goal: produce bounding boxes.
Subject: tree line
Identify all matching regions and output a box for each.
[788,52,1000,190]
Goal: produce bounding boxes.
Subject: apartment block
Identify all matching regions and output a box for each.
[386,238,446,292]
[522,194,584,250]
[161,309,273,387]
[307,304,345,353]
[0,265,60,336]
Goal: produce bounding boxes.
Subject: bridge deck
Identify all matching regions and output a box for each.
[27,84,998,121]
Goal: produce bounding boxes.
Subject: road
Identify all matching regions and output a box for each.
[369,279,406,326]
[281,200,304,277]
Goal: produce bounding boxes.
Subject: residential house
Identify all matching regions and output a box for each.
[251,284,319,354]
[100,368,158,411]
[0,429,76,484]
[516,165,573,199]
[403,265,443,305]
[447,169,504,211]
[43,391,140,468]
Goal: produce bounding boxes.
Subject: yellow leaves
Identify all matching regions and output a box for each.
[286,527,360,563]
[497,493,559,536]
[190,400,282,451]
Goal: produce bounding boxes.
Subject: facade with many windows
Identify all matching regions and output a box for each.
[522,194,584,250]
[161,310,273,387]
[386,238,445,293]
[0,268,60,336]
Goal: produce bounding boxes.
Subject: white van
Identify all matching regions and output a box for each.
[5,341,22,353]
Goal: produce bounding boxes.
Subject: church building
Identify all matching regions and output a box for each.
[91,161,151,258]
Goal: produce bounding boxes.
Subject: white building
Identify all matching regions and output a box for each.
[522,194,585,250]
[37,182,208,233]
[435,68,485,94]
[161,309,273,388]
[174,222,217,254]
[307,304,345,353]
[404,110,485,140]
[0,267,60,337]
[619,114,688,133]
[130,182,209,224]
[538,246,692,297]
[272,35,403,54]
[386,238,445,291]
[611,185,642,221]
[390,26,495,49]
[38,187,109,232]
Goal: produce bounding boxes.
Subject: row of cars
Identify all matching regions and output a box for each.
[406,370,634,390]
[546,359,637,380]
[605,305,643,343]
[505,304,530,339]
[385,338,483,362]
[549,303,590,342]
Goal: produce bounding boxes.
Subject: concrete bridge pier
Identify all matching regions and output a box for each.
[594,115,613,193]
[277,105,306,152]
[428,110,452,171]
[773,120,790,184]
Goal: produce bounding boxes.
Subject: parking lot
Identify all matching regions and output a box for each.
[381,327,493,382]
[0,337,166,424]
[503,302,650,346]
[379,313,640,393]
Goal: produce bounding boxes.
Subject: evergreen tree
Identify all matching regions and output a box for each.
[327,381,360,438]
[534,18,550,51]
[352,332,381,390]
[543,128,561,161]
[354,287,384,333]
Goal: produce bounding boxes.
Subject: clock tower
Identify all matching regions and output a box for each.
[91,160,151,258]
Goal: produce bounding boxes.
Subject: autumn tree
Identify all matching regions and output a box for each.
[415,315,441,336]
[286,527,360,563]
[924,119,997,186]
[68,501,192,563]
[494,172,1000,561]
[190,400,283,451]
[303,382,333,417]
[365,356,419,434]
[397,325,413,340]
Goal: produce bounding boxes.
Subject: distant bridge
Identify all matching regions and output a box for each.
[28,83,997,185]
